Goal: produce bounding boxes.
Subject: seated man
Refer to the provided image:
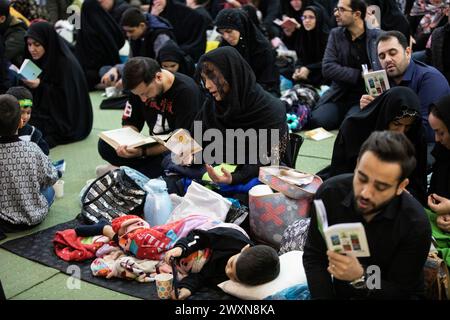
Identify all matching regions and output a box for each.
[303,131,431,299]
[100,7,174,89]
[97,57,203,178]
[308,0,381,130]
[360,30,450,143]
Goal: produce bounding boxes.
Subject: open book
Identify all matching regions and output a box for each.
[99,127,202,156]
[18,59,42,80]
[273,17,300,30]
[314,199,370,257]
[362,64,390,97]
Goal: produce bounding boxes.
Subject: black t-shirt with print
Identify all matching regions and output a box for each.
[122,72,203,134]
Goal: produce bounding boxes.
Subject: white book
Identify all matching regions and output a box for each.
[362,65,390,97]
[18,59,42,80]
[99,127,202,156]
[314,199,370,257]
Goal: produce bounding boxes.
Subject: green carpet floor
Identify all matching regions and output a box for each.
[0,91,336,300]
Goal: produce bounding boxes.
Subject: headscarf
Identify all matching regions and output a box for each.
[215,8,280,94]
[150,0,208,61]
[157,39,195,77]
[295,5,329,69]
[330,87,427,203]
[429,95,450,197]
[75,0,124,85]
[195,46,288,176]
[196,46,285,131]
[281,0,314,23]
[24,22,93,147]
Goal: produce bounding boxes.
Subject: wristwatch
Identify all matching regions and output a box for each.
[350,274,366,289]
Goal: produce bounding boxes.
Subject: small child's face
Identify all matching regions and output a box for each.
[20,108,32,128]
[225,252,240,282]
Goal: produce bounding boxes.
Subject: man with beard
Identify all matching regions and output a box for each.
[360,31,450,143]
[303,131,431,299]
[97,57,203,178]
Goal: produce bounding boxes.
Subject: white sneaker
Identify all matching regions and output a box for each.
[95,164,118,177]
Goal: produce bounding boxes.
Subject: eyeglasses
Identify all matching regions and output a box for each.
[333,7,354,14]
[301,15,316,21]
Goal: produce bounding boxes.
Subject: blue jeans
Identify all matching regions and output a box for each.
[41,186,55,207]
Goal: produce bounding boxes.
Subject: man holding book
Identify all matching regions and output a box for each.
[303,131,431,299]
[97,57,203,178]
[360,31,450,143]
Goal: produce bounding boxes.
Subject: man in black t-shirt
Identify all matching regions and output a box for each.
[97,57,203,178]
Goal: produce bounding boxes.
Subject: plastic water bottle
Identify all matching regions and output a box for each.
[143,178,172,226]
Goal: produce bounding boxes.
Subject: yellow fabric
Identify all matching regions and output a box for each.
[10,7,30,26]
[202,163,237,182]
[205,40,220,53]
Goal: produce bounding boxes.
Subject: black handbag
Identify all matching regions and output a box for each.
[79,169,147,224]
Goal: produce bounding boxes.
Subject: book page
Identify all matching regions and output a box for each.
[163,129,202,156]
[324,223,370,257]
[304,128,334,141]
[363,69,390,97]
[99,127,156,149]
[314,199,329,236]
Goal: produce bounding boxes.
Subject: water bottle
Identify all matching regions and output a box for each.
[143,178,172,226]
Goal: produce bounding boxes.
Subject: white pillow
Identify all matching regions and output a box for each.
[217,250,307,300]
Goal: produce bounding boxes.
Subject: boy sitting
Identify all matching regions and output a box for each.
[6,86,49,155]
[164,227,280,300]
[0,94,58,240]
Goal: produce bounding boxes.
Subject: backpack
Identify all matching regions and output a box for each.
[423,251,450,300]
[79,168,147,224]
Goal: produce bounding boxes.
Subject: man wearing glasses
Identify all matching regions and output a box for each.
[308,0,382,131]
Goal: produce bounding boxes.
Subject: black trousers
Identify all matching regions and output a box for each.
[97,139,166,179]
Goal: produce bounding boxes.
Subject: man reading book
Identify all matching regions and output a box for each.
[97,57,203,178]
[359,31,450,144]
[303,131,431,299]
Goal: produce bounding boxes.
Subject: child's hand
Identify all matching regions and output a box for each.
[171,287,191,300]
[428,194,450,215]
[164,247,183,265]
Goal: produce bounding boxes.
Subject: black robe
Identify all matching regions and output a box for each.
[25,22,93,148]
[150,0,208,62]
[292,5,329,87]
[429,95,450,198]
[195,46,288,185]
[329,87,428,204]
[365,0,411,41]
[157,39,195,77]
[215,8,280,96]
[109,0,131,24]
[75,0,125,89]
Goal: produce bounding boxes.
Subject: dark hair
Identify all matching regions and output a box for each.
[200,60,230,99]
[0,94,21,136]
[122,57,161,91]
[6,86,33,101]
[350,0,367,20]
[357,131,417,182]
[0,0,10,18]
[376,30,409,50]
[429,102,450,131]
[120,7,146,27]
[235,245,280,285]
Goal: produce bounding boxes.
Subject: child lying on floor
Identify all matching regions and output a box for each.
[163,228,280,300]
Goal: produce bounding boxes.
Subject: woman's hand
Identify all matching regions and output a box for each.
[22,78,40,89]
[164,247,183,265]
[171,287,191,300]
[360,94,375,110]
[206,164,232,185]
